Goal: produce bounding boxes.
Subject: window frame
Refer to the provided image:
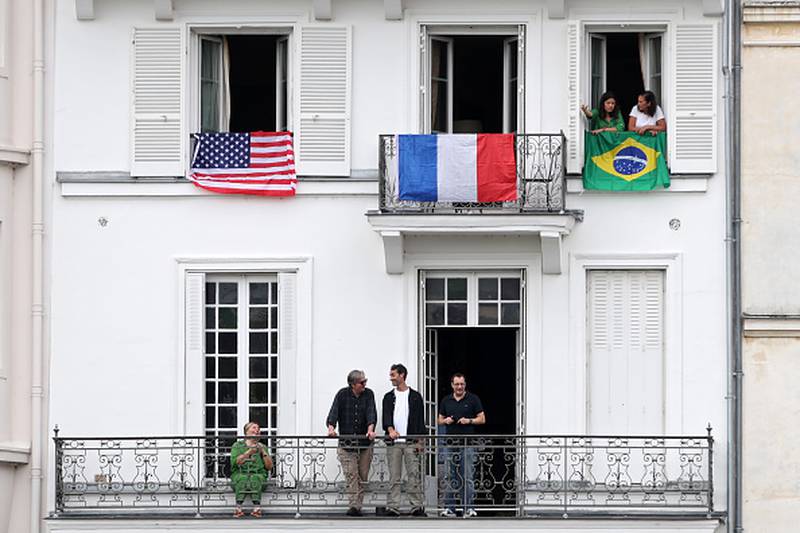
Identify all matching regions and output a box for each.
[419,23,526,134]
[188,25,295,140]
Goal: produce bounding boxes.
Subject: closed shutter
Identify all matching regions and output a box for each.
[277,272,297,434]
[669,23,717,174]
[131,27,184,177]
[184,272,205,434]
[566,21,583,174]
[587,270,664,434]
[295,25,351,176]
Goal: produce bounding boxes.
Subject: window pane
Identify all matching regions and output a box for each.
[201,81,219,132]
[205,407,215,428]
[432,81,448,133]
[270,382,277,404]
[250,382,268,404]
[218,357,237,379]
[447,278,467,300]
[205,382,215,404]
[205,333,216,355]
[426,278,444,301]
[249,406,268,428]
[218,332,237,354]
[270,357,278,379]
[250,357,268,379]
[205,283,216,304]
[249,308,268,329]
[431,39,448,79]
[501,303,521,325]
[218,382,237,404]
[270,307,278,329]
[478,303,498,325]
[218,406,237,429]
[501,278,520,300]
[478,278,498,300]
[250,333,268,354]
[447,303,467,325]
[426,303,445,325]
[205,308,216,329]
[270,332,278,354]
[205,357,215,379]
[218,307,237,329]
[250,283,269,305]
[271,283,278,304]
[219,283,238,304]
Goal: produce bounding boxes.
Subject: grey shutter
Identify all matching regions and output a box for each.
[566,21,583,174]
[295,25,352,176]
[184,272,205,434]
[277,272,297,434]
[131,27,184,177]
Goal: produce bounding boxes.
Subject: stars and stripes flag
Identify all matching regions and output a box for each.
[188,131,297,196]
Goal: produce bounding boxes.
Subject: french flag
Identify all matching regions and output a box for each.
[397,134,517,202]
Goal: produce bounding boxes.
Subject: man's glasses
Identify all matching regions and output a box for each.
[357,379,368,385]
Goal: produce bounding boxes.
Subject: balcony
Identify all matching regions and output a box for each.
[53,432,715,519]
[366,134,581,275]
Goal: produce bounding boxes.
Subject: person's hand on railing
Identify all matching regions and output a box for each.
[327,425,337,437]
[388,428,400,440]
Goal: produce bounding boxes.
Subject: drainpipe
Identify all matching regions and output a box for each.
[723,0,743,532]
[30,0,46,531]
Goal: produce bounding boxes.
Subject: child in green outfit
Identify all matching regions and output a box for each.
[580,91,625,134]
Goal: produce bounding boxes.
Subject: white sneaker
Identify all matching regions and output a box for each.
[439,509,456,518]
[464,509,478,518]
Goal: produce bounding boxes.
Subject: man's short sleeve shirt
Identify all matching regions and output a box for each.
[438,392,484,435]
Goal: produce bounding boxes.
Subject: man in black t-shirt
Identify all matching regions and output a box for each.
[437,373,485,517]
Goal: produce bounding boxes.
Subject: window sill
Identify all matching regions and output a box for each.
[566,174,711,193]
[57,172,378,197]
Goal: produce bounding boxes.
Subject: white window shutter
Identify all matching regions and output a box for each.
[131,27,184,177]
[277,272,298,434]
[184,272,205,435]
[295,25,352,176]
[669,23,717,174]
[587,270,664,434]
[566,21,583,174]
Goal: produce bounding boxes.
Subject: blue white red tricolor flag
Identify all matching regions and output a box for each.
[397,134,517,202]
[188,131,297,196]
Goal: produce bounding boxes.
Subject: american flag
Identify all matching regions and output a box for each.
[188,131,297,196]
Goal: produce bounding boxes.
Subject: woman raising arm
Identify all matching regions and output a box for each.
[580,92,625,134]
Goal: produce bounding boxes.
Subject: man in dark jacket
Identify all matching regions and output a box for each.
[382,363,426,517]
[327,369,377,516]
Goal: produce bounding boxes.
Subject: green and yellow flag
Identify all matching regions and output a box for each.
[582,131,670,191]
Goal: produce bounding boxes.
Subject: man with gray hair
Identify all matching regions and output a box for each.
[326,369,377,516]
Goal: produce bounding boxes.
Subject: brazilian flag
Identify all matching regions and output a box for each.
[582,131,670,190]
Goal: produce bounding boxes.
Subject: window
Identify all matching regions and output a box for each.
[197,32,291,134]
[587,31,663,119]
[423,271,523,327]
[586,270,664,434]
[421,25,524,134]
[204,274,279,477]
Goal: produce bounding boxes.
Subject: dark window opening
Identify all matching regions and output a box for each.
[604,34,644,120]
[452,36,504,133]
[228,35,277,132]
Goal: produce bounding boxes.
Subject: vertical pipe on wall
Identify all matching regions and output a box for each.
[723,0,743,532]
[30,0,45,530]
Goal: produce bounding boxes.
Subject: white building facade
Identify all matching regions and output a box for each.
[44,1,728,532]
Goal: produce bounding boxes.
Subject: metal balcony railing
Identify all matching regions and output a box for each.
[378,133,567,213]
[53,430,714,518]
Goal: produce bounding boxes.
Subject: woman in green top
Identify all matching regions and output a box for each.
[230,421,273,518]
[580,92,625,134]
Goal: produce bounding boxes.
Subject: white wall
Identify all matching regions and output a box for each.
[46,0,729,517]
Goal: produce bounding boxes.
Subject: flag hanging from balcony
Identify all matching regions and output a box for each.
[583,132,670,191]
[397,134,517,202]
[188,131,297,196]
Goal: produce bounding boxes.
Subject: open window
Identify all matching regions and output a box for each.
[421,25,525,134]
[197,32,291,134]
[586,31,663,122]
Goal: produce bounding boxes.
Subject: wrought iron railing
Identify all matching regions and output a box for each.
[378,134,567,213]
[53,430,714,518]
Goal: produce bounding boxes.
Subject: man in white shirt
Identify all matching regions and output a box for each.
[382,363,426,517]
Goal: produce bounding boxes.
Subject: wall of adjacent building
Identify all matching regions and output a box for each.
[741,2,800,532]
[0,0,34,532]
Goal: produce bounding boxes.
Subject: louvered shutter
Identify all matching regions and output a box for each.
[277,272,297,434]
[184,272,205,434]
[587,270,664,434]
[295,25,352,176]
[669,23,718,174]
[131,27,184,177]
[566,21,583,174]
